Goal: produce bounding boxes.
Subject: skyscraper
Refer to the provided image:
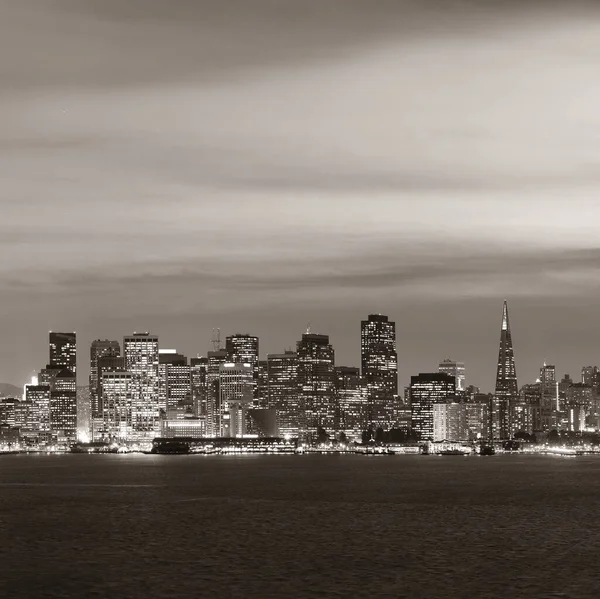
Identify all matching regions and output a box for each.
[50,369,77,441]
[89,339,120,419]
[49,332,77,376]
[102,371,133,441]
[297,333,336,438]
[123,333,160,440]
[360,314,398,429]
[226,334,259,401]
[158,350,191,412]
[206,349,228,436]
[493,301,518,439]
[267,351,299,437]
[219,363,254,437]
[410,372,456,441]
[438,359,466,392]
[335,366,367,442]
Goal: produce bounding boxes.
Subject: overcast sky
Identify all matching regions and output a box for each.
[2,0,600,390]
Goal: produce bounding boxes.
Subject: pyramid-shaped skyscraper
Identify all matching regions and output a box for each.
[494,300,518,400]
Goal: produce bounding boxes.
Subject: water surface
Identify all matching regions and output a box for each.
[1,454,598,598]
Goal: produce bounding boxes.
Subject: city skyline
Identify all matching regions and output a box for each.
[3,1,600,391]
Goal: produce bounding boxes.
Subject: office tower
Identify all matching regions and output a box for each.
[89,340,120,418]
[123,333,160,440]
[335,366,367,442]
[410,372,455,441]
[539,362,558,430]
[76,386,91,441]
[360,314,398,429]
[102,371,133,441]
[256,360,269,408]
[433,402,487,442]
[267,351,299,437]
[226,334,259,402]
[297,333,336,438]
[492,301,518,439]
[190,356,208,418]
[581,366,600,398]
[158,350,191,412]
[438,359,466,392]
[25,384,51,444]
[219,363,254,437]
[206,350,228,436]
[49,332,77,376]
[50,369,77,441]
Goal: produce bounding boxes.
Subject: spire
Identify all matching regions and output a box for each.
[501,300,509,331]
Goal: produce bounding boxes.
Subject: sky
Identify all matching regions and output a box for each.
[1,0,600,390]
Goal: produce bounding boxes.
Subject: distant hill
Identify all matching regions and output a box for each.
[0,383,21,398]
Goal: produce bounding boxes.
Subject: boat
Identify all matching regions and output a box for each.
[479,445,496,456]
[439,449,471,456]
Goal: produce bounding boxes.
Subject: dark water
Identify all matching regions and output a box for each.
[1,454,599,599]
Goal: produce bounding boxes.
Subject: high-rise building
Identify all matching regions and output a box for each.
[267,351,299,437]
[438,359,466,392]
[190,356,208,419]
[89,340,120,418]
[410,373,455,441]
[361,315,398,429]
[158,350,191,412]
[123,333,160,440]
[25,384,51,443]
[49,332,77,376]
[50,369,77,441]
[297,333,336,438]
[493,301,518,439]
[206,350,228,436]
[102,371,133,441]
[433,402,486,442]
[335,366,367,442]
[539,362,558,431]
[219,363,254,437]
[226,334,259,402]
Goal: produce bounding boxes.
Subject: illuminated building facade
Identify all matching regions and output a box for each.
[190,356,208,418]
[539,362,558,431]
[123,333,160,440]
[102,371,133,441]
[433,402,487,442]
[493,301,518,439]
[297,333,336,438]
[49,331,77,376]
[361,314,398,429]
[89,339,120,419]
[226,334,259,402]
[335,366,367,442]
[439,359,466,392]
[410,373,455,441]
[50,369,77,440]
[25,384,51,443]
[219,363,254,437]
[267,351,299,437]
[206,350,228,436]
[158,350,191,411]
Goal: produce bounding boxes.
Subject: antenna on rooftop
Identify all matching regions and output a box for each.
[306,322,311,335]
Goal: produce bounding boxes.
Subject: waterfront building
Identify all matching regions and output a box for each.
[361,314,398,429]
[297,333,336,438]
[206,350,228,436]
[493,301,518,439]
[226,334,259,402]
[50,369,77,441]
[102,371,133,441]
[410,373,456,441]
[267,350,299,437]
[158,350,191,410]
[335,366,367,442]
[219,362,254,437]
[25,384,51,443]
[89,340,120,419]
[123,333,160,440]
